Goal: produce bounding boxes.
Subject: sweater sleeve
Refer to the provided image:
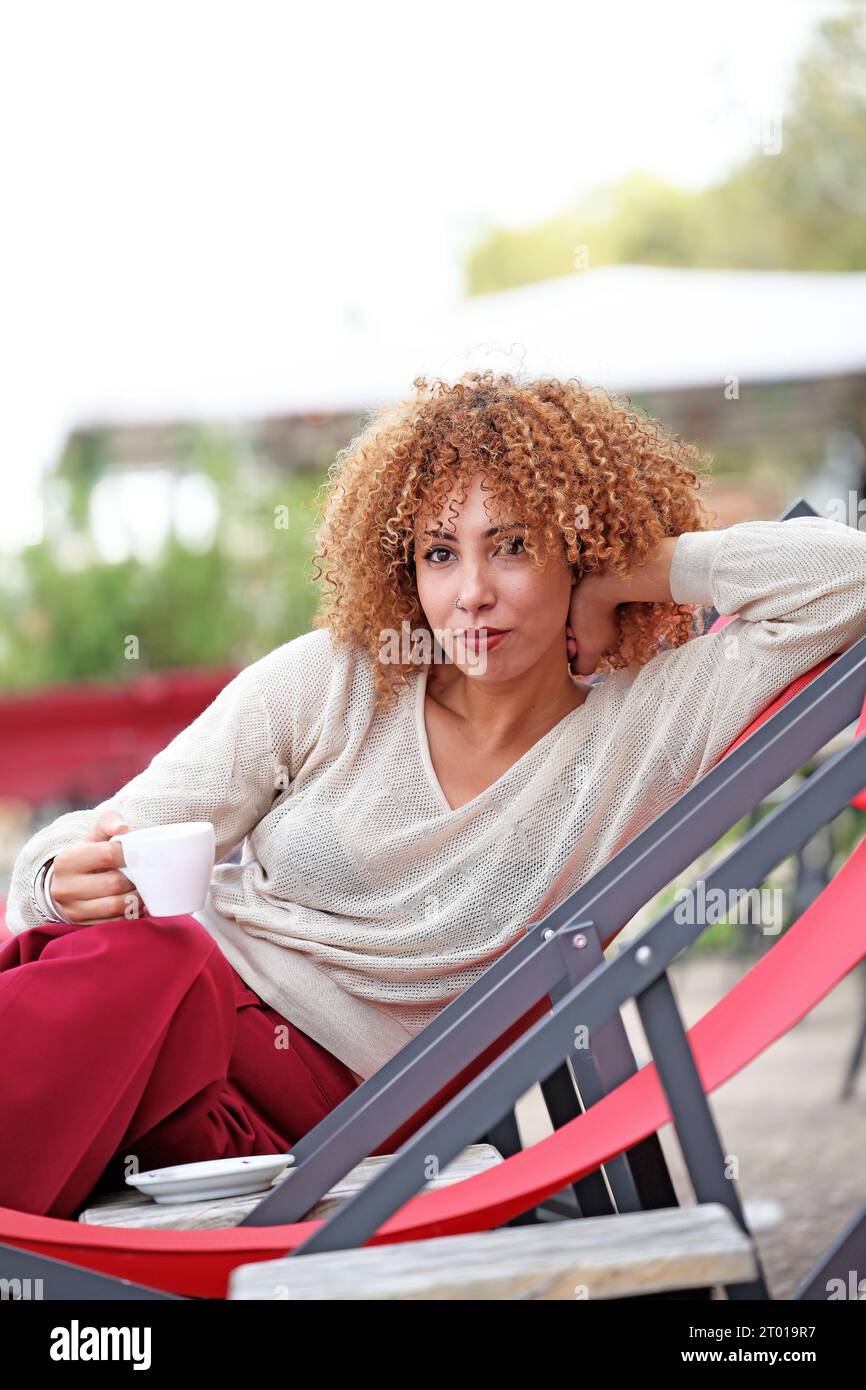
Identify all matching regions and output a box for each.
[624,514,866,793]
[4,631,334,935]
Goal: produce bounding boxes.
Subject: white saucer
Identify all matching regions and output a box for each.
[125,1154,296,1204]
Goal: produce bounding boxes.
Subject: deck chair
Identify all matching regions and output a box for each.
[2,498,865,1299]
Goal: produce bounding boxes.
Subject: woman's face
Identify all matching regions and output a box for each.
[412,472,576,681]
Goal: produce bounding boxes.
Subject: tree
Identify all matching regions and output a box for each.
[465,7,866,292]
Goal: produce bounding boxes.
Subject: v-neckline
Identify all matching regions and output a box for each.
[415,665,593,815]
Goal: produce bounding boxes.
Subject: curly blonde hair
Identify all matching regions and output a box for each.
[310,369,716,712]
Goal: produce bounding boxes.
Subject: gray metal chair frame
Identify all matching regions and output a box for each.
[3,499,865,1300]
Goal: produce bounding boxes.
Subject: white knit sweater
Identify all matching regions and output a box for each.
[7,516,866,1078]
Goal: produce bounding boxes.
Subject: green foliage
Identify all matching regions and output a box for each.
[0,426,330,691]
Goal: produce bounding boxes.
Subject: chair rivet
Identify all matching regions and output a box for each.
[573,934,587,948]
[542,928,555,941]
[636,945,652,965]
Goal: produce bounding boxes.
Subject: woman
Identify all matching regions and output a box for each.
[4,369,866,1220]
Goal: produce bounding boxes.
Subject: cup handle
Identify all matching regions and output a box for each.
[109,834,140,895]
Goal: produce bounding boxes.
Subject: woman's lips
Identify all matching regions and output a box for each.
[463,630,510,653]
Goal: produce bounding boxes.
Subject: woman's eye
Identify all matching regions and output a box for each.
[499,536,526,556]
[421,536,525,564]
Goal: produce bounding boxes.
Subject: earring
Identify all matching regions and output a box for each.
[453,596,460,608]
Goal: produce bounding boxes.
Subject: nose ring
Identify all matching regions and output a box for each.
[453,596,461,609]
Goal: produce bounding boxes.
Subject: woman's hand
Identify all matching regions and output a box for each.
[567,537,680,677]
[49,807,145,925]
[566,574,622,678]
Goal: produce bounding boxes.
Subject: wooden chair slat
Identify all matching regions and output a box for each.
[227,1201,757,1300]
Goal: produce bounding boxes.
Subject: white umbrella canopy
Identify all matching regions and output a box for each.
[4,264,866,549]
[36,264,866,431]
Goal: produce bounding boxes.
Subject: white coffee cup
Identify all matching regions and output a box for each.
[109,821,216,917]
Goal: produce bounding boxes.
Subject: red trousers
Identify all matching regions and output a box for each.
[0,913,364,1219]
[0,912,551,1221]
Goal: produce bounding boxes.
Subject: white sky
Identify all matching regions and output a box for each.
[0,0,842,553]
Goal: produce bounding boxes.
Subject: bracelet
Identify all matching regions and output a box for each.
[39,860,74,925]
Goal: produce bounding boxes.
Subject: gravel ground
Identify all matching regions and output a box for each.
[516,951,866,1300]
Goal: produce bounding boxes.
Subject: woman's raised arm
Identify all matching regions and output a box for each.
[584,514,866,800]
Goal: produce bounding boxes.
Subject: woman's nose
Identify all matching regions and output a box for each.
[454,570,496,613]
